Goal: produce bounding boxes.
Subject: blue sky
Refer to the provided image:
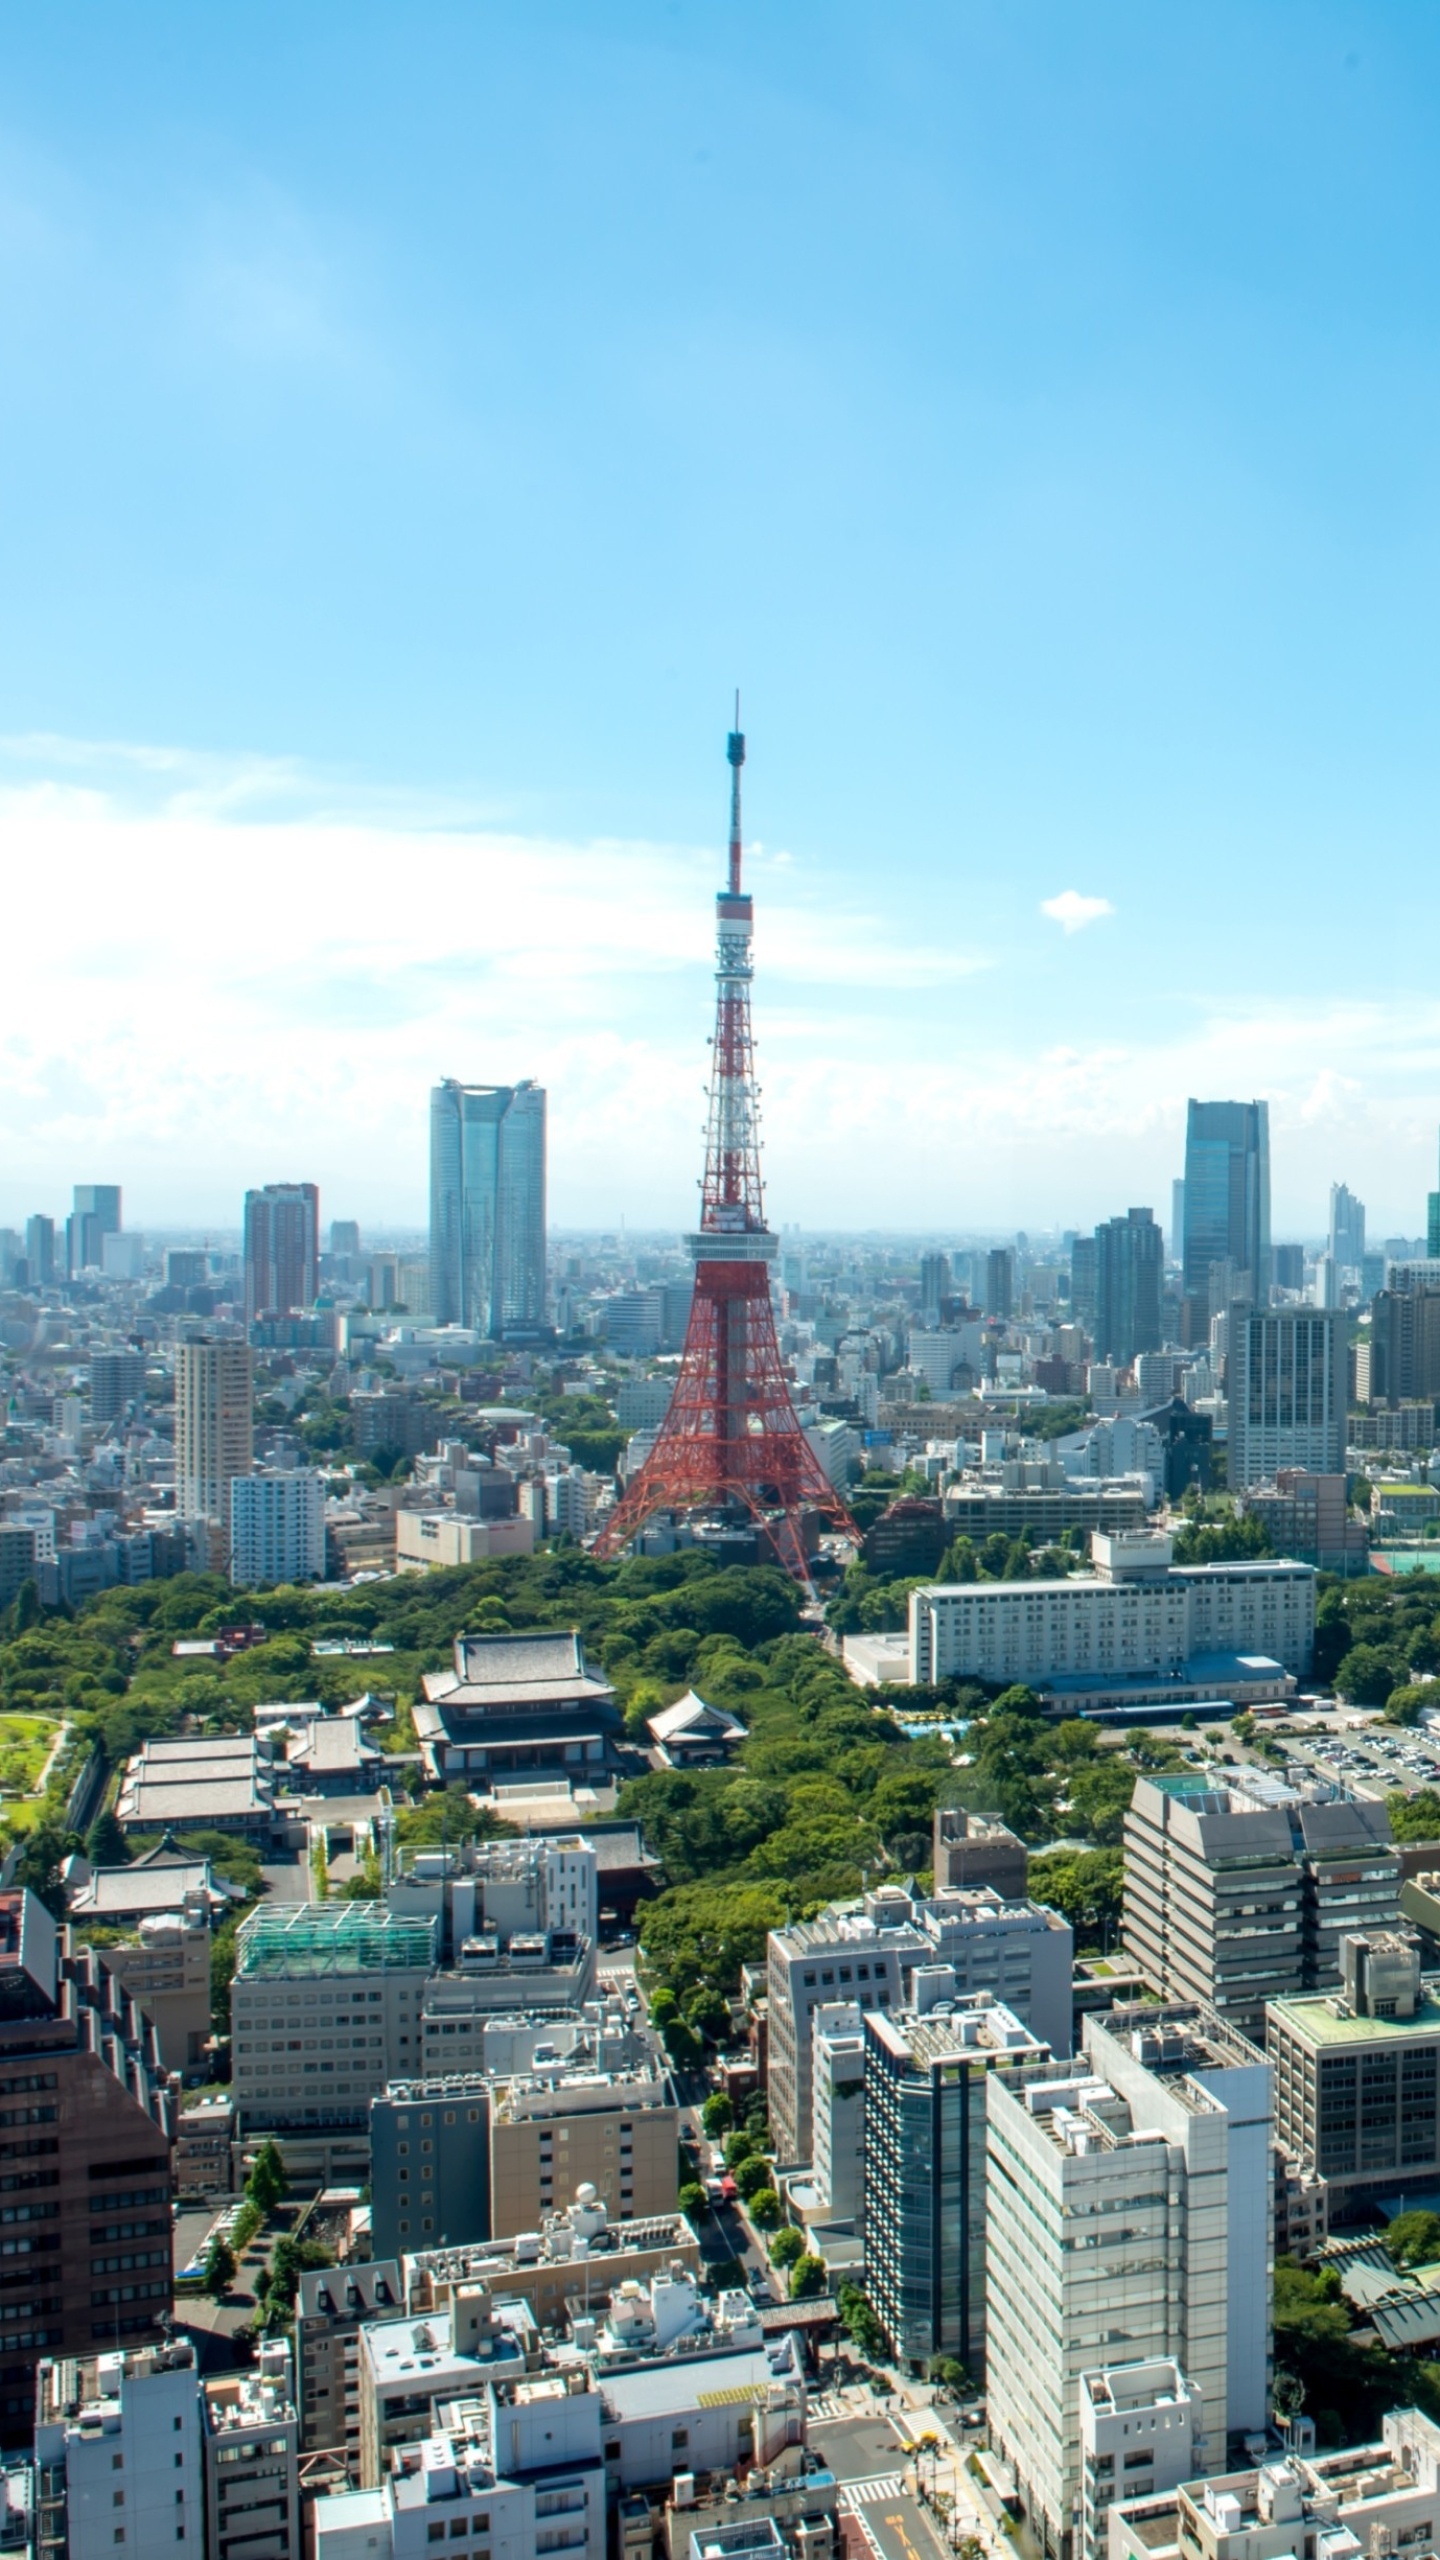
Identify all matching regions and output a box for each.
[4,2,1440,1238]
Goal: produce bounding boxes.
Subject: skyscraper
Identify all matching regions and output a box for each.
[1329,1181,1365,1274]
[918,1249,952,1324]
[1093,1207,1163,1364]
[429,1080,546,1338]
[1169,1178,1186,1260]
[1181,1099,1270,1331]
[1226,1303,1347,1489]
[24,1214,55,1286]
[66,1184,121,1277]
[985,1246,1014,1319]
[1428,1127,1440,1260]
[243,1183,319,1324]
[1069,1234,1098,1329]
[175,1340,255,1522]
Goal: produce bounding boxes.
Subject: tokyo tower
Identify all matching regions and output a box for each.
[595,716,856,1579]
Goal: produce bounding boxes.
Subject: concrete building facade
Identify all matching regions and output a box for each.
[1124,1774,1401,2037]
[910,1534,1316,1691]
[174,1340,255,1525]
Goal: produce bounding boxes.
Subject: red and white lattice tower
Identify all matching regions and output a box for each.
[595,717,856,1579]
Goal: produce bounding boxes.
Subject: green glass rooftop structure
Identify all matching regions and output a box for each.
[235,1900,438,1977]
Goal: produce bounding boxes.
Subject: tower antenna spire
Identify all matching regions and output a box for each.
[726,694,745,898]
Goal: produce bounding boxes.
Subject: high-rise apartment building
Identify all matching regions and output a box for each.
[243,1183,319,1324]
[229,1469,326,1588]
[1226,1304,1347,1488]
[1093,1208,1163,1365]
[90,1350,146,1428]
[329,1219,361,1258]
[1370,1286,1440,1405]
[66,1185,121,1278]
[174,1340,254,1522]
[985,2005,1273,2560]
[1069,1235,1098,1329]
[1182,1101,1270,1331]
[429,1079,546,1339]
[1124,1772,1400,2037]
[25,1214,56,1286]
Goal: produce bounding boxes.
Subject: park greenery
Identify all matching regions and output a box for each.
[1273,2254,1440,2445]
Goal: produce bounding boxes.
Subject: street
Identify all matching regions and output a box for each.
[810,2416,954,2560]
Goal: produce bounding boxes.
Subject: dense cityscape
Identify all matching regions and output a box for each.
[8,700,1440,2560]
[12,14,1440,2560]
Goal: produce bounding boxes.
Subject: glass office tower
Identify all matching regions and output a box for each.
[1182,1098,1270,1330]
[429,1079,546,1338]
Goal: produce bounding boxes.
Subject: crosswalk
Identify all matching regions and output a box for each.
[839,2476,906,2511]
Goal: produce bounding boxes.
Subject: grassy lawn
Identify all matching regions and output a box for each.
[0,1715,62,1797]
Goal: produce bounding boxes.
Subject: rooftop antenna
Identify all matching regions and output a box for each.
[726,691,745,898]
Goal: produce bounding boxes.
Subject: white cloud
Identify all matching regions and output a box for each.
[1,740,1437,1236]
[1040,888,1115,934]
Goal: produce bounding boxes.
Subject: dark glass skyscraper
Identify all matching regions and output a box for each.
[1093,1206,1163,1363]
[429,1079,546,1339]
[1182,1098,1270,1328]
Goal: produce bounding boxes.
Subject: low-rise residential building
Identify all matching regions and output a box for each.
[404,2196,702,2333]
[174,2092,235,2195]
[35,2328,302,2560]
[357,2295,535,2485]
[1107,2412,1440,2560]
[315,2378,606,2560]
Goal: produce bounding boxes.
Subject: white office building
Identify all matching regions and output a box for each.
[810,2002,866,2226]
[230,1468,326,1588]
[36,2339,205,2560]
[910,1532,1315,1691]
[985,2005,1272,2560]
[1079,2360,1202,2560]
[766,1883,1072,2166]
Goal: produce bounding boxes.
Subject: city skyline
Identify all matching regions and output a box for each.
[6,13,1440,1228]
